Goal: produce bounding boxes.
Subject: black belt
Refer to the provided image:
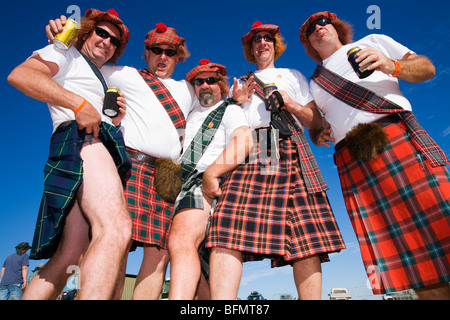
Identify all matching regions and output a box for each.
[334,113,402,154]
[126,148,157,165]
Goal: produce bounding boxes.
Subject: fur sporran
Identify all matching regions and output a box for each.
[153,159,182,203]
[345,123,389,162]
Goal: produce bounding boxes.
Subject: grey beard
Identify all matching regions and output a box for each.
[199,89,215,106]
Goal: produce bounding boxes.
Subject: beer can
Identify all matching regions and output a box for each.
[103,88,121,118]
[263,83,277,97]
[347,47,375,79]
[54,19,80,50]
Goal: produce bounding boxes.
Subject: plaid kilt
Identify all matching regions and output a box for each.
[31,121,131,260]
[335,120,450,294]
[173,172,205,213]
[125,149,173,249]
[206,129,346,267]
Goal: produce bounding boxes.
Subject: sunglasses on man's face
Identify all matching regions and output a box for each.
[193,77,220,86]
[306,18,332,38]
[146,46,178,57]
[252,34,275,43]
[95,27,121,47]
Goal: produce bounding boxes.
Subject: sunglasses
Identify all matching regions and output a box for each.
[252,34,275,43]
[94,27,121,47]
[193,77,220,86]
[306,18,332,38]
[146,46,178,57]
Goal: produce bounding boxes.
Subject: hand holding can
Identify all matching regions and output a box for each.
[103,88,121,118]
[53,19,80,50]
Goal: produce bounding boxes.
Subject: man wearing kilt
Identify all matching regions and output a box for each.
[168,59,253,299]
[301,11,450,299]
[8,9,132,299]
[206,21,346,300]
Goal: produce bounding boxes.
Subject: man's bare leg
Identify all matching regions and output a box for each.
[22,202,90,300]
[293,255,322,300]
[75,139,131,300]
[132,245,169,300]
[168,206,210,300]
[209,248,243,300]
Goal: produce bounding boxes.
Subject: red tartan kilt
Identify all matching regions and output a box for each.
[335,120,450,294]
[206,134,346,266]
[125,156,173,249]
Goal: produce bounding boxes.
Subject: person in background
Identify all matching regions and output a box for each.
[8,8,131,300]
[206,21,346,300]
[0,242,31,300]
[300,11,450,299]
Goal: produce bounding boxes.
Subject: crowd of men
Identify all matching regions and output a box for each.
[5,8,450,300]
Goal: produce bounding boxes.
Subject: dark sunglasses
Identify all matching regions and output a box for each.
[193,77,220,86]
[252,34,275,43]
[95,27,121,47]
[146,46,178,57]
[306,18,332,38]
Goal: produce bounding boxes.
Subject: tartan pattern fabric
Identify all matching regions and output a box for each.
[243,71,329,194]
[125,148,173,248]
[144,23,185,46]
[84,9,130,47]
[185,59,227,83]
[206,130,346,266]
[173,171,205,213]
[312,65,449,167]
[335,121,450,294]
[138,68,186,145]
[180,98,234,181]
[241,21,280,44]
[31,121,131,260]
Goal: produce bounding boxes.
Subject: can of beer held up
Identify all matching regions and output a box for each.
[103,88,121,118]
[347,47,375,79]
[54,19,80,50]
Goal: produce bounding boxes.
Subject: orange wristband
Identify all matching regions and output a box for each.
[73,99,87,113]
[392,60,401,78]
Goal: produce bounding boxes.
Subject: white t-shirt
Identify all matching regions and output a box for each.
[237,68,314,131]
[310,34,414,144]
[101,65,196,160]
[182,100,249,173]
[31,45,113,132]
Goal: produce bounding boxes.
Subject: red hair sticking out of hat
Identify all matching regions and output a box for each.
[73,8,130,64]
[241,21,287,64]
[299,11,354,63]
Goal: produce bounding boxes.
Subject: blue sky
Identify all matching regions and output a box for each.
[1,0,449,300]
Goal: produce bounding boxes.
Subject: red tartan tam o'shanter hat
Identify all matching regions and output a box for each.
[145,23,185,47]
[241,21,280,45]
[84,9,130,48]
[300,11,338,44]
[185,59,227,82]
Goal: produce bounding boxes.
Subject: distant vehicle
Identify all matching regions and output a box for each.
[329,288,351,300]
[247,291,266,300]
[274,293,296,300]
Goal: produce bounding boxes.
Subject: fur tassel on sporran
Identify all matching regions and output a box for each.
[153,158,182,203]
[345,123,389,162]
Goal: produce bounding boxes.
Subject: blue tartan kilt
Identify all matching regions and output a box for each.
[30,121,131,260]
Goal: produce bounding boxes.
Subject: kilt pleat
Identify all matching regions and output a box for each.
[125,153,173,249]
[206,130,345,266]
[335,120,450,294]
